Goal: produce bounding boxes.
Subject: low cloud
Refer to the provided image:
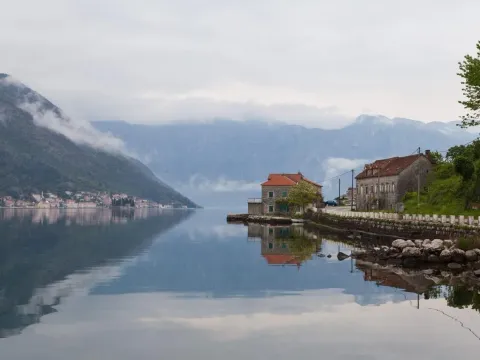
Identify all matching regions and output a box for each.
[185,175,260,193]
[1,75,127,154]
[22,102,126,153]
[321,157,369,198]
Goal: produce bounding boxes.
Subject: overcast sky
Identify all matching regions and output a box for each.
[1,0,480,128]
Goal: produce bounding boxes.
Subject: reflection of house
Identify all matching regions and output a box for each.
[249,172,322,215]
[356,261,434,294]
[355,152,432,211]
[247,224,319,267]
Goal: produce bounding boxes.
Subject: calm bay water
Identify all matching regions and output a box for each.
[0,208,479,359]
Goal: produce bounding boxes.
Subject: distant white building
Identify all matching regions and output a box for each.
[31,194,42,203]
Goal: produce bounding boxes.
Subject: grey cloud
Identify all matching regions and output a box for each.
[1,0,480,127]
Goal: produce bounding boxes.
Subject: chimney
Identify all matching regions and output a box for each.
[425,149,431,156]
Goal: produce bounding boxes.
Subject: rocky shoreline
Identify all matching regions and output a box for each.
[350,238,480,275]
[226,214,304,225]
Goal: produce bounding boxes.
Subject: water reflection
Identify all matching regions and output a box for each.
[1,211,480,359]
[0,207,180,225]
[248,224,321,267]
[0,208,193,338]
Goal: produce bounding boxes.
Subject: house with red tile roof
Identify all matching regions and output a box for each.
[355,151,433,211]
[248,172,322,215]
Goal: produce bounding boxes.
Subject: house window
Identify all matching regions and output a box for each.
[365,186,368,195]
[268,228,273,235]
[360,186,363,195]
[268,242,273,249]
[268,191,274,198]
[268,205,274,213]
[282,191,287,197]
[392,183,395,192]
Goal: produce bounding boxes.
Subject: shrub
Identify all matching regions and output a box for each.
[456,236,480,251]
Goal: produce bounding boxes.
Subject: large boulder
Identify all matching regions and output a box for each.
[405,240,416,247]
[392,239,408,249]
[337,252,350,261]
[474,249,480,256]
[465,250,478,262]
[402,247,422,258]
[422,239,431,247]
[451,248,466,263]
[443,240,453,248]
[430,239,444,251]
[439,249,452,263]
[414,240,424,248]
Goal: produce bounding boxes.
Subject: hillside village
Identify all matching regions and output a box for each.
[0,191,183,209]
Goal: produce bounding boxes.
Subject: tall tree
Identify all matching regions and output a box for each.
[287,180,320,213]
[458,41,480,128]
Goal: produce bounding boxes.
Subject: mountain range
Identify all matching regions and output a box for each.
[92,117,479,204]
[0,74,197,208]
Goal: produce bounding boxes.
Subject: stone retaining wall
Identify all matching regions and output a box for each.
[328,210,480,226]
[308,212,480,239]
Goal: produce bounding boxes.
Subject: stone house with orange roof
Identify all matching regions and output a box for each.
[355,151,433,211]
[248,172,322,215]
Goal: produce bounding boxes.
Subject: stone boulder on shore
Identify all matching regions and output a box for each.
[430,239,444,251]
[402,247,422,258]
[451,248,466,263]
[465,250,478,262]
[439,249,452,263]
[392,239,408,249]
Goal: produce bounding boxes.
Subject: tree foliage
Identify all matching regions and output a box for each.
[454,156,475,180]
[458,41,480,128]
[287,180,320,213]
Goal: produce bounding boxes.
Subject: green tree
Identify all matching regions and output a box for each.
[454,156,475,180]
[458,41,480,128]
[429,151,444,164]
[287,180,320,213]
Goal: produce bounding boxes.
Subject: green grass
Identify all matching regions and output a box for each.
[402,163,480,216]
[457,236,480,251]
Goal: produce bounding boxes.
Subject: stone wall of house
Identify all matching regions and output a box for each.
[248,202,263,215]
[356,175,397,211]
[397,157,432,203]
[356,157,432,211]
[261,185,292,214]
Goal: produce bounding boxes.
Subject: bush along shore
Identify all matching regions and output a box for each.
[351,238,480,276]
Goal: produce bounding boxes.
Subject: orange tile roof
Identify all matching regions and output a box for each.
[263,254,301,266]
[356,154,429,180]
[261,172,322,187]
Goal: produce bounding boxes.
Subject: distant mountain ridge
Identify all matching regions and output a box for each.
[0,74,197,207]
[92,117,478,192]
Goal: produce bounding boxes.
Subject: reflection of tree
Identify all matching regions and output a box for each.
[424,286,443,300]
[278,234,320,263]
[445,286,480,312]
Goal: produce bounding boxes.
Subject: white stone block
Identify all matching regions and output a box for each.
[459,215,465,225]
[468,216,474,225]
[441,215,447,223]
[424,215,430,222]
[450,215,456,225]
[433,214,438,222]
[417,215,423,221]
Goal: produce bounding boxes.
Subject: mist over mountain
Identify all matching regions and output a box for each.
[0,74,197,207]
[93,117,478,205]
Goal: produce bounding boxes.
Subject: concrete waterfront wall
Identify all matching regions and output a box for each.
[325,210,480,227]
[308,212,480,240]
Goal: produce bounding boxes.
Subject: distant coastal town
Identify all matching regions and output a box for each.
[0,191,187,209]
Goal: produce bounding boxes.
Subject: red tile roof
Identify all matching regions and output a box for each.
[261,172,322,187]
[263,254,301,266]
[356,154,429,180]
